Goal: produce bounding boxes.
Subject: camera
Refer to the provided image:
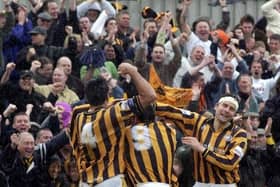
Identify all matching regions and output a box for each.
[68,36,77,51]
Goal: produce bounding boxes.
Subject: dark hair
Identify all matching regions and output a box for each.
[143,18,157,29]
[85,77,109,106]
[240,14,255,25]
[137,104,155,122]
[181,72,204,88]
[117,10,130,18]
[153,43,165,52]
[36,128,52,140]
[43,0,56,11]
[175,145,194,187]
[13,112,29,124]
[270,34,280,42]
[236,73,252,84]
[104,17,117,28]
[192,17,211,32]
[276,77,280,94]
[253,41,266,49]
[38,56,53,68]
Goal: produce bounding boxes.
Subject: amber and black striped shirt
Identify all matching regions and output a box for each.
[125,120,178,186]
[156,102,247,184]
[70,100,136,185]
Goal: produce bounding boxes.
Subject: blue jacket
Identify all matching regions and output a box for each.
[3,19,32,64]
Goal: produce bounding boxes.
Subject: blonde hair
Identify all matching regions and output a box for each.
[63,34,82,48]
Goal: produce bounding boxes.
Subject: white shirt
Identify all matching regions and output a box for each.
[252,77,276,101]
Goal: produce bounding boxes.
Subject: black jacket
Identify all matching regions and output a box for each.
[0,131,69,187]
[0,82,46,122]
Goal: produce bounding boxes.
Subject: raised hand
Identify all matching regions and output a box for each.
[6,62,16,73]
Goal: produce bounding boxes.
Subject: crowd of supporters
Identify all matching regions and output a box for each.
[0,0,280,186]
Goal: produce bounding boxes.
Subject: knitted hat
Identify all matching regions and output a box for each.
[141,6,158,19]
[55,101,72,128]
[212,29,230,45]
[111,2,128,11]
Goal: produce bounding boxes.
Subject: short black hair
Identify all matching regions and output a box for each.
[236,73,252,84]
[104,17,117,28]
[13,112,29,124]
[270,34,280,42]
[153,43,165,52]
[192,17,211,32]
[85,77,109,106]
[240,14,255,25]
[137,104,156,122]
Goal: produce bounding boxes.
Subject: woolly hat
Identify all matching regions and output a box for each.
[212,29,230,45]
[88,2,101,12]
[55,101,72,128]
[111,2,128,11]
[141,6,158,19]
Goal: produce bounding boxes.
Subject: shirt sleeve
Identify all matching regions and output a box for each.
[202,129,247,171]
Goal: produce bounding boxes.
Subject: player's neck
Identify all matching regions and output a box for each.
[89,103,107,113]
[213,118,228,131]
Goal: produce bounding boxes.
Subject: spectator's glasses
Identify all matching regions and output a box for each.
[41,19,51,23]
[20,77,32,80]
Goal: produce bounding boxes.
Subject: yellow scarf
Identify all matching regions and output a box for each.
[149,64,193,108]
[23,157,33,168]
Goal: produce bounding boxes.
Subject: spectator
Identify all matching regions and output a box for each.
[31,56,54,85]
[251,60,280,101]
[236,73,263,114]
[116,10,137,51]
[3,4,32,64]
[56,56,84,99]
[36,11,52,30]
[34,67,80,105]
[261,0,280,37]
[16,26,77,71]
[173,145,194,187]
[0,130,69,187]
[0,1,15,74]
[0,67,47,122]
[239,14,255,37]
[35,128,53,144]
[39,154,69,186]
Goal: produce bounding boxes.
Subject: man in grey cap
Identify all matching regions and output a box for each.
[37,12,52,30]
[15,26,77,70]
[29,26,48,36]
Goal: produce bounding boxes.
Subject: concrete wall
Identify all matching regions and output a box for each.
[1,0,266,30]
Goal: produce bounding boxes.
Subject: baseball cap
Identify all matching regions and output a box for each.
[0,10,6,17]
[257,128,265,136]
[29,26,47,35]
[37,12,52,21]
[20,70,33,79]
[244,112,260,118]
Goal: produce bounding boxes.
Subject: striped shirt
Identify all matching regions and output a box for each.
[155,102,247,184]
[125,120,178,186]
[70,99,137,185]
